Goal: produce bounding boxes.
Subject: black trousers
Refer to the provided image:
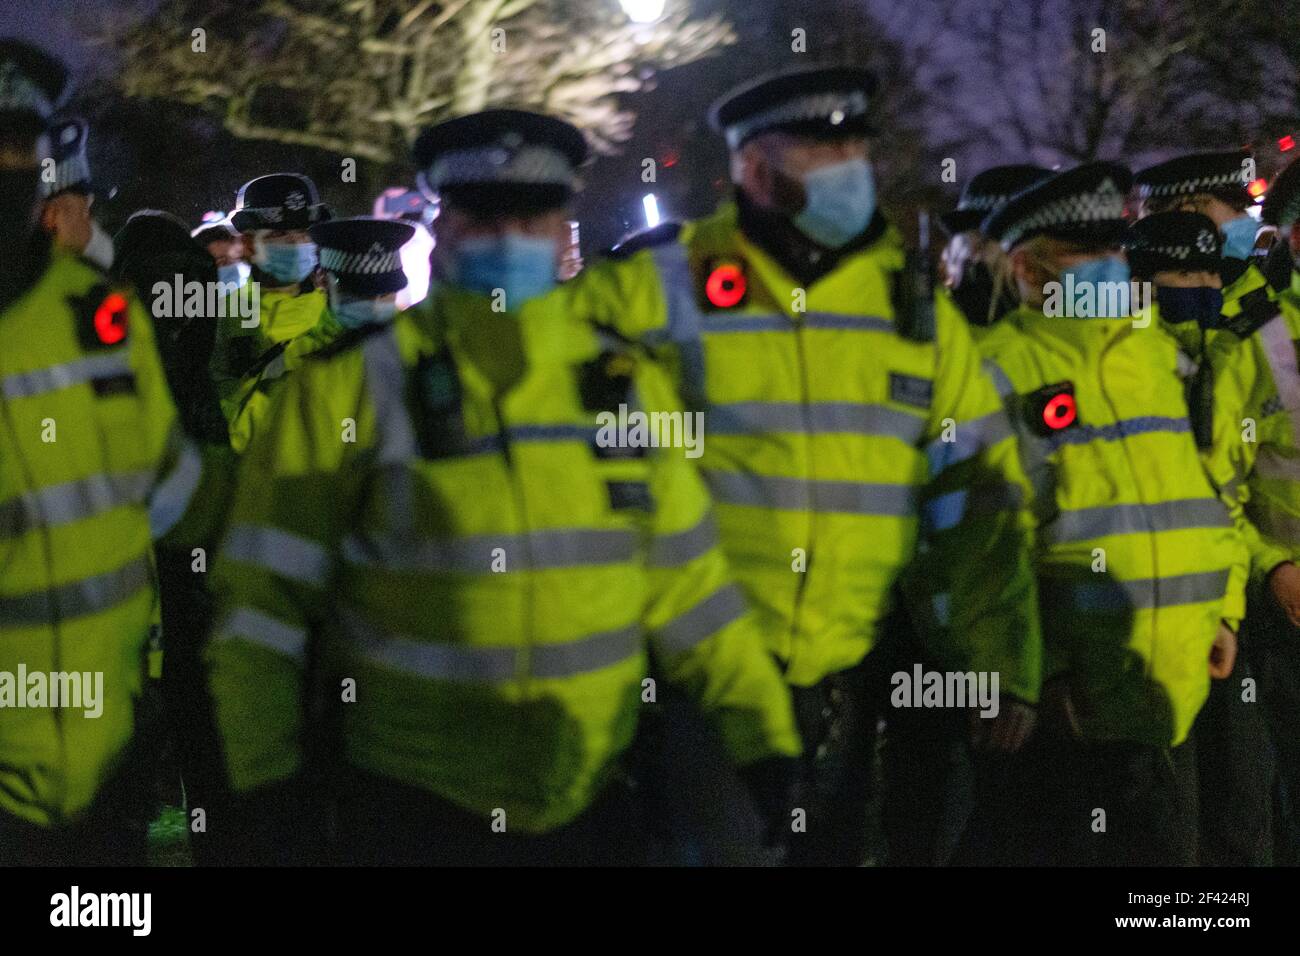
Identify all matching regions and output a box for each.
[0,759,149,866]
[1246,583,1300,865]
[332,768,651,866]
[1191,642,1275,866]
[785,655,886,866]
[986,730,1199,866]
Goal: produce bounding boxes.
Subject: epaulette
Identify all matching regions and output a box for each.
[606,222,683,260]
[308,321,388,361]
[1221,287,1279,340]
[889,249,936,343]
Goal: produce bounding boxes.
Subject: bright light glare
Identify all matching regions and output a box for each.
[643,193,661,228]
[620,0,666,24]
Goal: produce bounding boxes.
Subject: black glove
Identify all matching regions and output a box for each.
[738,756,802,849]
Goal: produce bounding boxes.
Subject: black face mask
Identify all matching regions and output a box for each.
[1155,285,1225,330]
[950,260,1015,326]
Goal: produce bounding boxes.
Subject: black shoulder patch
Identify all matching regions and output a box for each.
[308,322,388,361]
[578,348,637,413]
[70,284,131,352]
[606,222,683,260]
[1221,287,1279,340]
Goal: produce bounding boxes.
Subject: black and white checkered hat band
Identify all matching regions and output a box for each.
[39,155,90,197]
[320,245,402,276]
[725,90,869,148]
[1138,170,1249,199]
[1001,186,1126,248]
[1132,228,1219,260]
[0,67,52,119]
[957,193,1010,213]
[428,145,574,188]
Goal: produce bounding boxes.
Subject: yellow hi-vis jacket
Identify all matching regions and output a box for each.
[979,304,1248,747]
[227,309,346,454]
[209,283,328,422]
[569,204,1042,694]
[1200,269,1300,579]
[0,253,209,827]
[205,284,802,834]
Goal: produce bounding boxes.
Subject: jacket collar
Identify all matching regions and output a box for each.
[735,189,888,287]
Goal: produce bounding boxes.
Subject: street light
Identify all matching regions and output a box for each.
[619,0,666,24]
[643,193,661,228]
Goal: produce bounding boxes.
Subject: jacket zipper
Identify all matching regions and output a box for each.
[1097,324,1162,658]
[788,317,816,668]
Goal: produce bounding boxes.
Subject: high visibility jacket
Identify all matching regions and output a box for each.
[206,284,802,834]
[0,254,207,827]
[227,310,346,454]
[569,204,1041,693]
[979,305,1248,747]
[1200,270,1300,580]
[210,283,328,422]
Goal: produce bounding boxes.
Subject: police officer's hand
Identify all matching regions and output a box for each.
[1268,561,1300,627]
[969,698,1036,753]
[1209,621,1238,680]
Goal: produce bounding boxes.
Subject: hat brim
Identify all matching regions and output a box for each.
[230,203,332,233]
[1007,219,1130,250]
[335,273,408,297]
[1127,250,1222,280]
[939,208,985,235]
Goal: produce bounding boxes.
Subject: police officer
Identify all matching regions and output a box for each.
[226,216,415,453]
[571,65,1043,866]
[204,109,802,866]
[1202,157,1300,864]
[939,164,1052,333]
[0,40,210,864]
[192,219,248,289]
[1135,150,1276,352]
[979,163,1248,865]
[209,173,331,421]
[1126,211,1279,865]
[37,117,115,271]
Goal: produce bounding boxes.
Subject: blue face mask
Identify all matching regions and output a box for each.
[1155,285,1224,330]
[1060,255,1132,317]
[331,294,398,329]
[217,263,247,288]
[790,158,876,249]
[1221,215,1259,260]
[255,240,318,284]
[450,235,558,309]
